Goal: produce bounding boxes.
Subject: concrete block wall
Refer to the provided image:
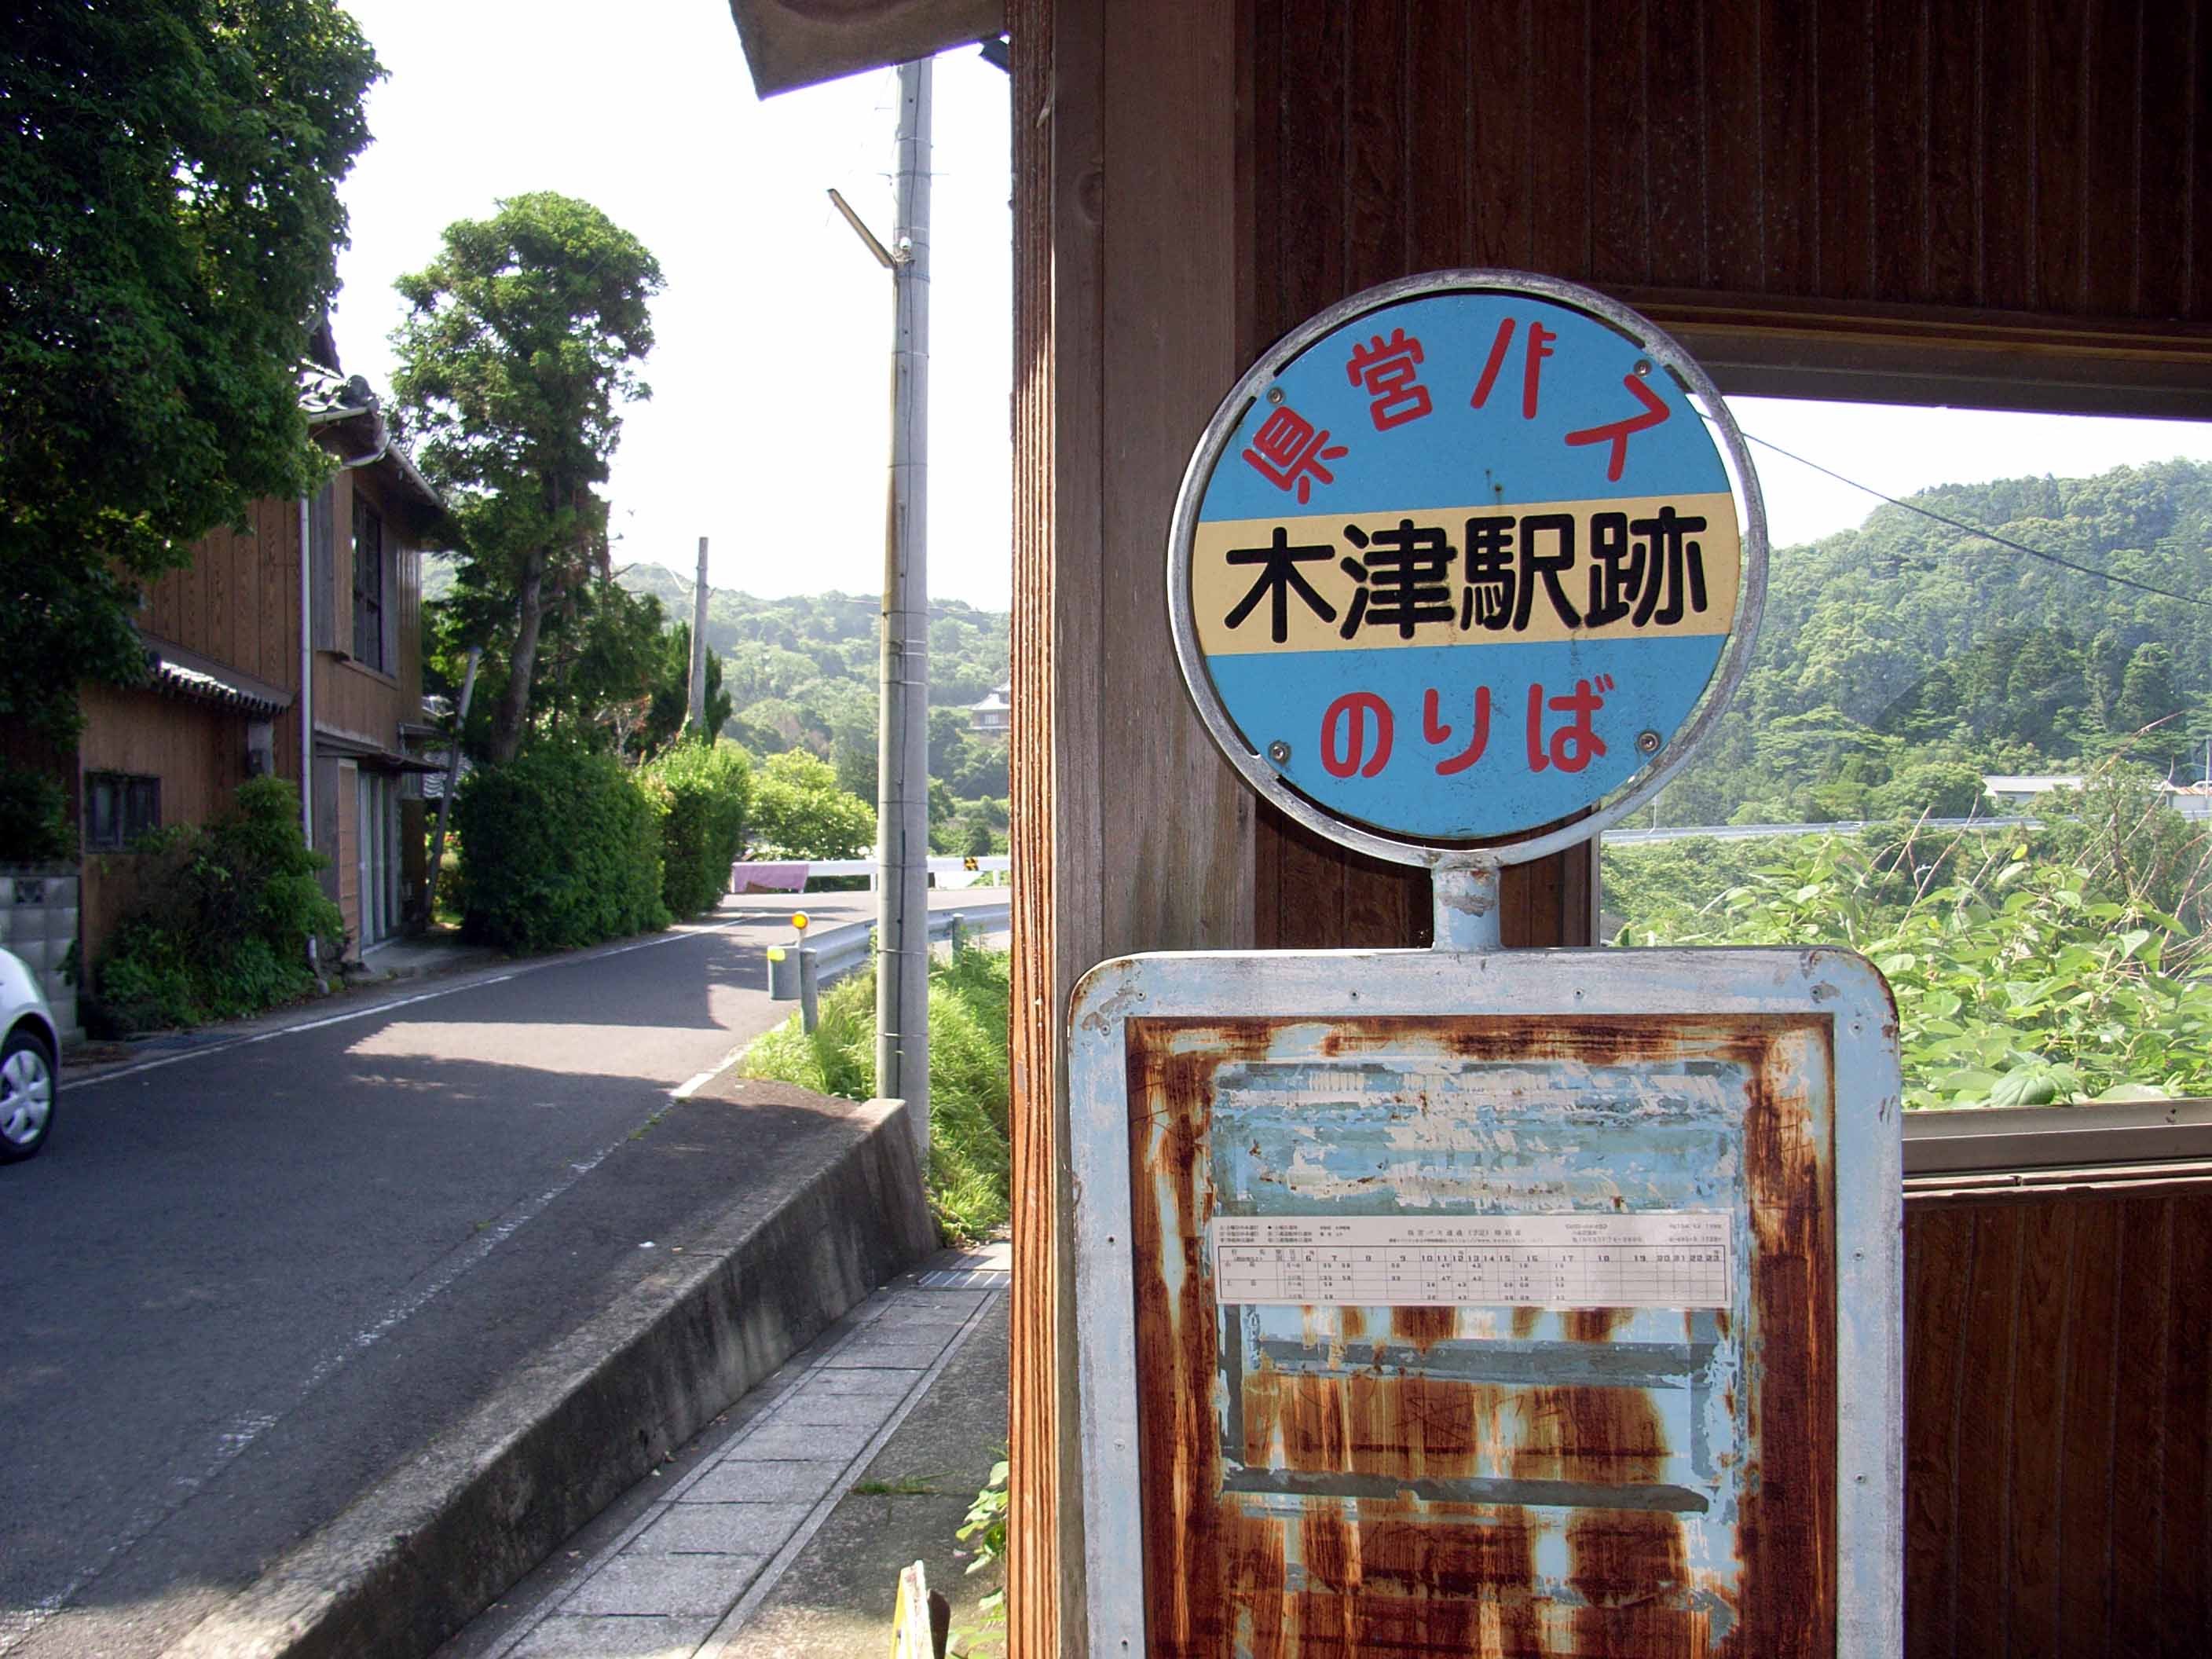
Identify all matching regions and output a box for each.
[0,868,81,1042]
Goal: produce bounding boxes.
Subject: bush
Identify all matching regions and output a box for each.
[454,745,669,952]
[640,738,751,918]
[742,943,1012,1242]
[0,761,71,863]
[95,776,342,1032]
[1616,827,2212,1108]
[748,749,875,859]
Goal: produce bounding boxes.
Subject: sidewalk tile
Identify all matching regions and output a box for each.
[802,1368,923,1397]
[633,1503,808,1554]
[870,1292,987,1320]
[764,1394,899,1430]
[684,1460,837,1503]
[822,1341,950,1369]
[508,1614,717,1658]
[560,1556,753,1618]
[725,1421,878,1462]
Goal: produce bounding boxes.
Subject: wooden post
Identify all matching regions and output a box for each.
[1007,1,1249,1652]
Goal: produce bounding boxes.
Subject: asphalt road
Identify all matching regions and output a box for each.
[0,891,998,1657]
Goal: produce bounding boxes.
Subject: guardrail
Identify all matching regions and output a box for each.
[778,902,1012,998]
[1602,816,2034,847]
[732,855,1012,894]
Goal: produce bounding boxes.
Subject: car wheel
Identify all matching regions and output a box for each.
[0,1026,56,1163]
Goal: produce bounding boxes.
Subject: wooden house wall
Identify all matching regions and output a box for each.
[313,466,423,752]
[140,492,306,798]
[1903,1182,2212,1656]
[74,680,252,958]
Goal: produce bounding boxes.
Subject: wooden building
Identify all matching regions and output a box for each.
[75,357,445,969]
[724,2,2212,1653]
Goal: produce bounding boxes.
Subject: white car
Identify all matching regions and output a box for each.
[0,947,58,1162]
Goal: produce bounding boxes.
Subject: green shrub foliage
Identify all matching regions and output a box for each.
[1610,779,2212,1108]
[743,943,1011,1242]
[96,777,342,1032]
[641,738,751,918]
[0,761,72,863]
[455,746,668,952]
[746,749,875,859]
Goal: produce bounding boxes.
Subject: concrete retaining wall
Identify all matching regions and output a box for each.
[168,1090,936,1659]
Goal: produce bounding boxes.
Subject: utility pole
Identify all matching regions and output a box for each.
[687,535,710,736]
[877,59,932,1162]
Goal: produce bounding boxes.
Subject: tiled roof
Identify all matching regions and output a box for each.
[145,649,291,718]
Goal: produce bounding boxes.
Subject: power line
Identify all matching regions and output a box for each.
[1731,424,2212,611]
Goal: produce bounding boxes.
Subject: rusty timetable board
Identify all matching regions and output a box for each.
[1069,948,1902,1658]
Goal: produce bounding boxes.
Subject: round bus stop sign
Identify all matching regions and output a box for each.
[1169,271,1766,866]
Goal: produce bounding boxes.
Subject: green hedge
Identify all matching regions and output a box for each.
[455,746,669,953]
[640,738,751,919]
[96,776,342,1032]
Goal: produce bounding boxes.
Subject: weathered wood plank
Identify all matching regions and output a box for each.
[2105,1197,2174,1657]
[1529,0,1592,279]
[2156,1196,2212,1650]
[1467,0,1535,270]
[1815,0,1876,299]
[1701,0,1763,291]
[2053,1199,2122,1650]
[1951,1205,2023,1648]
[1588,0,1650,286]
[2005,1202,2072,1650]
[1405,0,1472,271]
[1904,1205,1976,1658]
[2034,0,2089,312]
[1645,0,1708,290]
[1870,0,1931,302]
[1343,0,1404,284]
[1922,0,1983,306]
[2140,0,2207,320]
[1757,0,1818,294]
[2079,0,2141,318]
[1006,1,1077,1652]
[1979,0,2038,309]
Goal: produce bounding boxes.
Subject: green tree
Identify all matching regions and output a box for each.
[640,621,734,757]
[1,1,381,744]
[391,194,665,764]
[2111,642,2189,766]
[1870,760,1995,821]
[749,750,876,859]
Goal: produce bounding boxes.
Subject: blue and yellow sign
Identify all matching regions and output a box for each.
[1170,273,1763,856]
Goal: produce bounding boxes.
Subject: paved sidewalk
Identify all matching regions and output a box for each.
[441,1244,1011,1659]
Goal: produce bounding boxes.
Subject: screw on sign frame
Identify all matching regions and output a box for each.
[1166,270,1769,870]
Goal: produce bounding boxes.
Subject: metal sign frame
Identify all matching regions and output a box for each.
[1166,269,1771,869]
[1068,944,1902,1657]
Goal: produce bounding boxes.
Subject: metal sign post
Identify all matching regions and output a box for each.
[1071,273,1902,1657]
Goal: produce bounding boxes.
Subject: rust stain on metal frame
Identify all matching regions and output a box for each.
[1125,1012,1838,1657]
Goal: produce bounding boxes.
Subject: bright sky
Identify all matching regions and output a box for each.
[330,1,1012,606]
[328,2,2212,610]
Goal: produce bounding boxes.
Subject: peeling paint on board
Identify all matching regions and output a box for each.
[1122,1013,1837,1657]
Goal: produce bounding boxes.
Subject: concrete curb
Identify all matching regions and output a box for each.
[163,1093,937,1659]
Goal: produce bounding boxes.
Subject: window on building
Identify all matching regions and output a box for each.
[85,773,159,851]
[352,496,386,670]
[1603,399,2212,1115]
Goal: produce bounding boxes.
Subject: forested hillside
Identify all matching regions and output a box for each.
[1657,458,2212,826]
[612,568,1013,808]
[423,458,2209,839]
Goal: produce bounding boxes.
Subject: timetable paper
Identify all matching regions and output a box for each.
[1207,1211,1732,1310]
